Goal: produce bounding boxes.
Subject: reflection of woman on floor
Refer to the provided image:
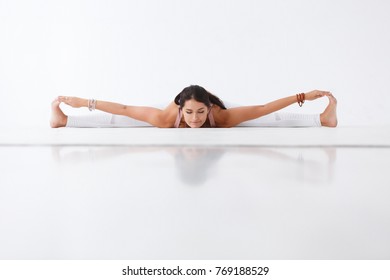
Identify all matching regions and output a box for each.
[50,85,337,128]
[51,146,336,186]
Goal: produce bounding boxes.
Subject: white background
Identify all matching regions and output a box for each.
[1,0,389,128]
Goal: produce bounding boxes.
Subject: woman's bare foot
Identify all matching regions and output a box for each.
[50,98,68,128]
[320,94,338,127]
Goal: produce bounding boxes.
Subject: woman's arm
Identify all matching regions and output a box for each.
[57,96,178,128]
[215,90,331,127]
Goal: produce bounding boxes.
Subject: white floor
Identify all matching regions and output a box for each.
[1,127,389,260]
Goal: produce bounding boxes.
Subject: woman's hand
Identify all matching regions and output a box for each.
[57,96,87,108]
[304,90,332,101]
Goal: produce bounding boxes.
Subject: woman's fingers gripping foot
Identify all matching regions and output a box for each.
[57,96,84,108]
[57,96,70,104]
[305,90,331,101]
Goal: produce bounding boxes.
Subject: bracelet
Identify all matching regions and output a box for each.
[296,93,305,107]
[88,99,97,111]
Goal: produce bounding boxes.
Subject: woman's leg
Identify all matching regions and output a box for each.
[225,94,337,127]
[50,99,151,128]
[66,114,151,128]
[224,101,320,127]
[237,112,321,127]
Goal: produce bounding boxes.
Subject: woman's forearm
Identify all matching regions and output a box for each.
[220,95,300,127]
[95,101,165,123]
[94,100,128,115]
[261,95,297,115]
[57,96,128,115]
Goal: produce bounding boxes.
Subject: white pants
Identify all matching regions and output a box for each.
[66,111,321,128]
[66,113,151,128]
[237,112,321,127]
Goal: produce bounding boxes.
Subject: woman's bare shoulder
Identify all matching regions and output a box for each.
[211,105,230,127]
[163,101,179,111]
[160,101,179,127]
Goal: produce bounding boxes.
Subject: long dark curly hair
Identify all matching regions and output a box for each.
[174,85,227,109]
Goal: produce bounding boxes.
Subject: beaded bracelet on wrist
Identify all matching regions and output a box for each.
[296,93,305,107]
[88,99,96,111]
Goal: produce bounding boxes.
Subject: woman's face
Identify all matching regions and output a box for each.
[182,99,209,128]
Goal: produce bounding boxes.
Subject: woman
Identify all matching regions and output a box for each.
[50,85,337,128]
